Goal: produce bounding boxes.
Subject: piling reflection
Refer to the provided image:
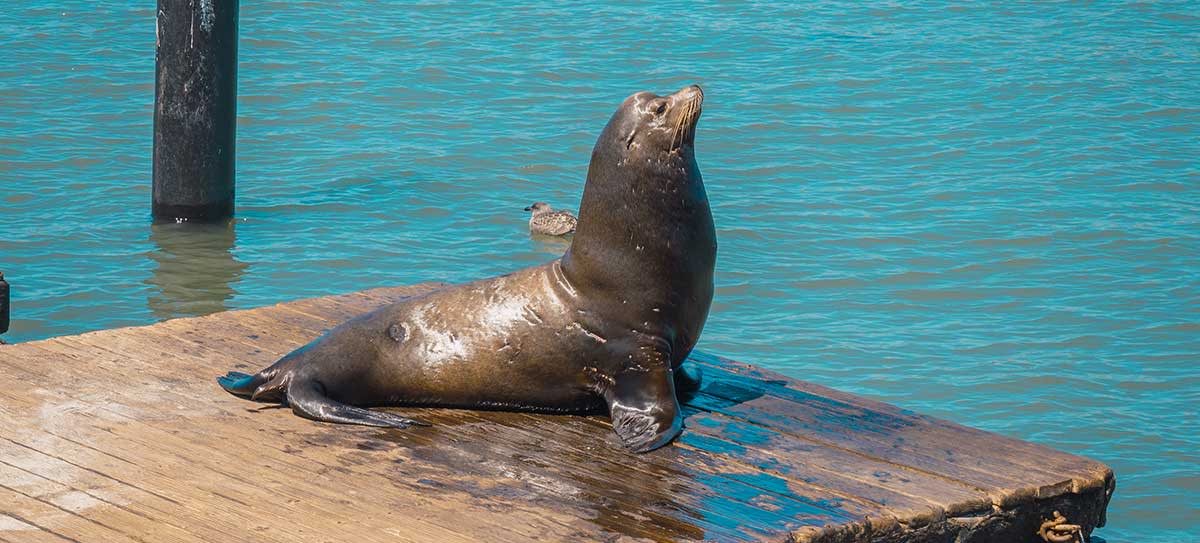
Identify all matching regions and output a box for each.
[146,221,247,320]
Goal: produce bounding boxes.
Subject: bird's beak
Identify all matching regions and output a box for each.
[523,206,532,211]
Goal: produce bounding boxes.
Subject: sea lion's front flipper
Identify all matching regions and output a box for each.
[673,362,703,404]
[287,379,430,429]
[604,361,682,453]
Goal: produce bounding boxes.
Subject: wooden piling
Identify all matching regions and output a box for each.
[0,271,8,336]
[152,0,239,223]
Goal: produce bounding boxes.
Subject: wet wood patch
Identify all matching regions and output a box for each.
[0,285,1114,542]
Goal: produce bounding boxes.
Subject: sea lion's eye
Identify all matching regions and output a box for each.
[654,101,667,115]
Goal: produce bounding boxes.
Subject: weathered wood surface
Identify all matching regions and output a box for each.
[0,285,1114,543]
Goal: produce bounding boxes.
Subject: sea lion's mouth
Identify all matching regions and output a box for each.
[669,85,704,151]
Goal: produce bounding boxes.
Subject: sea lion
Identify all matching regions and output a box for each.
[218,85,715,452]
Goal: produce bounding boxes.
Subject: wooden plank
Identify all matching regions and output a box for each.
[269,289,1114,501]
[693,353,1110,484]
[0,456,201,543]
[686,355,1113,501]
[131,299,886,538]
[0,514,75,543]
[0,346,576,543]
[0,285,1115,543]
[38,328,820,541]
[0,485,139,543]
[111,313,970,535]
[146,292,999,532]
[142,302,926,535]
[1,342,727,542]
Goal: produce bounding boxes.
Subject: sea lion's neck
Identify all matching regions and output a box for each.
[561,150,715,304]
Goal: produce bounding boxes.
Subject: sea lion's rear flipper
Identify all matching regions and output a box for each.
[217,355,296,402]
[605,362,683,453]
[218,370,288,401]
[286,379,430,429]
[217,371,261,396]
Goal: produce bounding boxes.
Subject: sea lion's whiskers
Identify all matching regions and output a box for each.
[688,100,698,140]
[674,100,695,149]
[672,102,689,149]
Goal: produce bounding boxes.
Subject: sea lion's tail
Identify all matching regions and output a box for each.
[217,354,297,402]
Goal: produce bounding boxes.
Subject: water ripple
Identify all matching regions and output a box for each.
[2,1,1198,540]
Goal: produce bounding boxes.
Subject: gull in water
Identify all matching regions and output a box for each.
[524,202,577,236]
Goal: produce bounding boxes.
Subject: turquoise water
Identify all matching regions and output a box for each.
[2,2,1197,540]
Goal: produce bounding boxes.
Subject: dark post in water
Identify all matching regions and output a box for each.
[0,272,9,338]
[152,0,239,223]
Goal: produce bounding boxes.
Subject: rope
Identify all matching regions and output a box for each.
[1038,511,1084,543]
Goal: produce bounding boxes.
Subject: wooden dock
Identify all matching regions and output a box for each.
[0,285,1114,542]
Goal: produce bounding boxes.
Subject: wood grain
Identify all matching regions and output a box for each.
[0,285,1114,542]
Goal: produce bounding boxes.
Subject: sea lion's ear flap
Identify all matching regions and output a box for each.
[625,130,637,149]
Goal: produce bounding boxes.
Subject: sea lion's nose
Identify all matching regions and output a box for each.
[676,84,704,105]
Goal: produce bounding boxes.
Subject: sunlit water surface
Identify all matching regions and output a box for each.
[2,2,1197,541]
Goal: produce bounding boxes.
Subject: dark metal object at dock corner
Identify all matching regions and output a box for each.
[1039,511,1085,543]
[152,0,239,223]
[1,271,9,336]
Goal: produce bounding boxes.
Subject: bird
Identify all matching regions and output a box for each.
[524,202,577,236]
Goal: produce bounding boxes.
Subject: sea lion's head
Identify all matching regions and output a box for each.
[596,85,704,167]
[568,85,715,300]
